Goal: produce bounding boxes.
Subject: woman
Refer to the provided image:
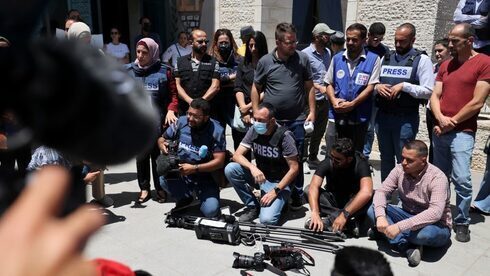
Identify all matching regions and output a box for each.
[427,38,451,162]
[127,38,178,203]
[233,31,268,151]
[208,29,242,133]
[104,27,130,64]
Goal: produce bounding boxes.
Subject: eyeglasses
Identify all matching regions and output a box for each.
[186,111,204,118]
[194,39,209,44]
[280,40,298,46]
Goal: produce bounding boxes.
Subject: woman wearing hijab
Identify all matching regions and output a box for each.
[126,38,178,204]
[67,21,92,44]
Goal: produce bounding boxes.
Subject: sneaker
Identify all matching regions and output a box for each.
[454,224,471,242]
[367,227,383,240]
[239,206,259,222]
[306,158,321,170]
[406,245,423,267]
[290,195,304,211]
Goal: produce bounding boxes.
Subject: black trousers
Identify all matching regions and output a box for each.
[335,121,369,153]
[425,108,436,163]
[136,143,162,192]
[308,99,329,159]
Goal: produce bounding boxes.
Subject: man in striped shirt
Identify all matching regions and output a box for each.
[367,140,452,267]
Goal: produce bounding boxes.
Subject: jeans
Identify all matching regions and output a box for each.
[433,130,474,225]
[278,120,305,198]
[224,162,290,225]
[376,111,419,181]
[308,99,329,159]
[160,174,220,218]
[367,204,451,250]
[474,153,490,213]
[363,103,378,158]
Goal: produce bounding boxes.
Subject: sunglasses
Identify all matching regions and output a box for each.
[195,39,209,44]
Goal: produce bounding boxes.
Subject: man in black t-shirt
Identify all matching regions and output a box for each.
[305,138,373,235]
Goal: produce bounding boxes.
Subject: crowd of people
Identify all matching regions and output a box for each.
[1,1,490,273]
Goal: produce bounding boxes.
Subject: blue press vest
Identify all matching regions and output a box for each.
[462,0,490,40]
[376,48,424,113]
[329,50,378,123]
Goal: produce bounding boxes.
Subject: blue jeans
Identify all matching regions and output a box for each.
[278,120,305,198]
[367,204,451,250]
[159,174,220,218]
[363,103,378,158]
[433,130,474,225]
[474,153,490,213]
[376,111,419,181]
[224,162,291,225]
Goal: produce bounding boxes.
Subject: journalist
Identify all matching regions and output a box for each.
[158,98,226,218]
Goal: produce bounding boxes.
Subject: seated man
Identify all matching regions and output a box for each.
[368,140,452,267]
[305,138,373,237]
[225,103,299,225]
[158,98,225,218]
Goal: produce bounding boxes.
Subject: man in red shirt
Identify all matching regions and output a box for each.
[430,23,490,243]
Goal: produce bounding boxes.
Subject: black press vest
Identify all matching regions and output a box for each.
[176,54,217,99]
[251,126,290,182]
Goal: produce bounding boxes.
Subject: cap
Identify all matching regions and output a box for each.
[240,25,255,38]
[330,31,345,44]
[312,23,336,36]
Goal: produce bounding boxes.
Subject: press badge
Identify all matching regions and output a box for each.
[380,66,412,79]
[355,73,370,86]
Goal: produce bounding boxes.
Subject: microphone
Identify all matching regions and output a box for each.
[199,145,208,159]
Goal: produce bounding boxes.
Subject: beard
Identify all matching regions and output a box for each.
[193,45,207,55]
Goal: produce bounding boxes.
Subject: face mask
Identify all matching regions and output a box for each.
[218,43,231,57]
[253,121,268,135]
[142,23,151,32]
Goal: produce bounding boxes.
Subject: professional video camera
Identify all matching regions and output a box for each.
[156,139,181,176]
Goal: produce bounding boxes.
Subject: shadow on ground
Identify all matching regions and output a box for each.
[373,238,451,264]
[104,172,137,184]
[450,204,486,225]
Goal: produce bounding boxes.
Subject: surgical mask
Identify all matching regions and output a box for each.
[218,43,231,57]
[253,121,268,134]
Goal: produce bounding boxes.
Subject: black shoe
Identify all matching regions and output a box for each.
[239,206,259,222]
[174,196,193,210]
[454,224,471,242]
[367,227,383,240]
[306,158,321,170]
[290,195,304,211]
[155,190,167,203]
[137,190,151,204]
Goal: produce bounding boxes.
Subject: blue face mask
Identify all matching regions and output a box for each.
[253,121,268,134]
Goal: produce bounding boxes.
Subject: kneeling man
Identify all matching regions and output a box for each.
[225,103,299,225]
[368,140,452,267]
[305,138,373,236]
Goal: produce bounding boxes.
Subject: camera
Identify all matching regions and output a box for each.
[232,252,265,271]
[156,139,180,176]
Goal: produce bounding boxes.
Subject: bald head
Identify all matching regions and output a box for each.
[451,23,476,39]
[448,23,474,57]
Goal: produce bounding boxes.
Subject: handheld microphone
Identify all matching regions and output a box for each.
[199,145,208,159]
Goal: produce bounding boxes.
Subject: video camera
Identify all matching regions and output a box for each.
[156,139,180,176]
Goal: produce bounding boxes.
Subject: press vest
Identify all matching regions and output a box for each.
[250,126,290,182]
[461,0,490,40]
[176,54,217,99]
[329,50,378,123]
[376,48,424,113]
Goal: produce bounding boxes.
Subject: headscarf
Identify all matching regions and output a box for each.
[135,37,160,69]
[67,22,91,41]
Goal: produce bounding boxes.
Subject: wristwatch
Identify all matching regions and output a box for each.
[194,164,199,172]
[273,187,281,195]
[341,209,350,219]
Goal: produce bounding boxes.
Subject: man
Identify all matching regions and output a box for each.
[330,31,345,55]
[251,22,315,209]
[430,23,490,242]
[454,0,490,55]
[375,23,435,181]
[162,31,191,69]
[305,138,372,237]
[237,25,254,57]
[368,140,452,267]
[301,23,335,170]
[174,29,220,115]
[363,22,390,159]
[225,103,299,225]
[133,16,162,56]
[325,23,381,152]
[158,98,226,218]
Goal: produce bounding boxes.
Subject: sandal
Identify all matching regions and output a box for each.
[137,190,151,204]
[156,190,167,203]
